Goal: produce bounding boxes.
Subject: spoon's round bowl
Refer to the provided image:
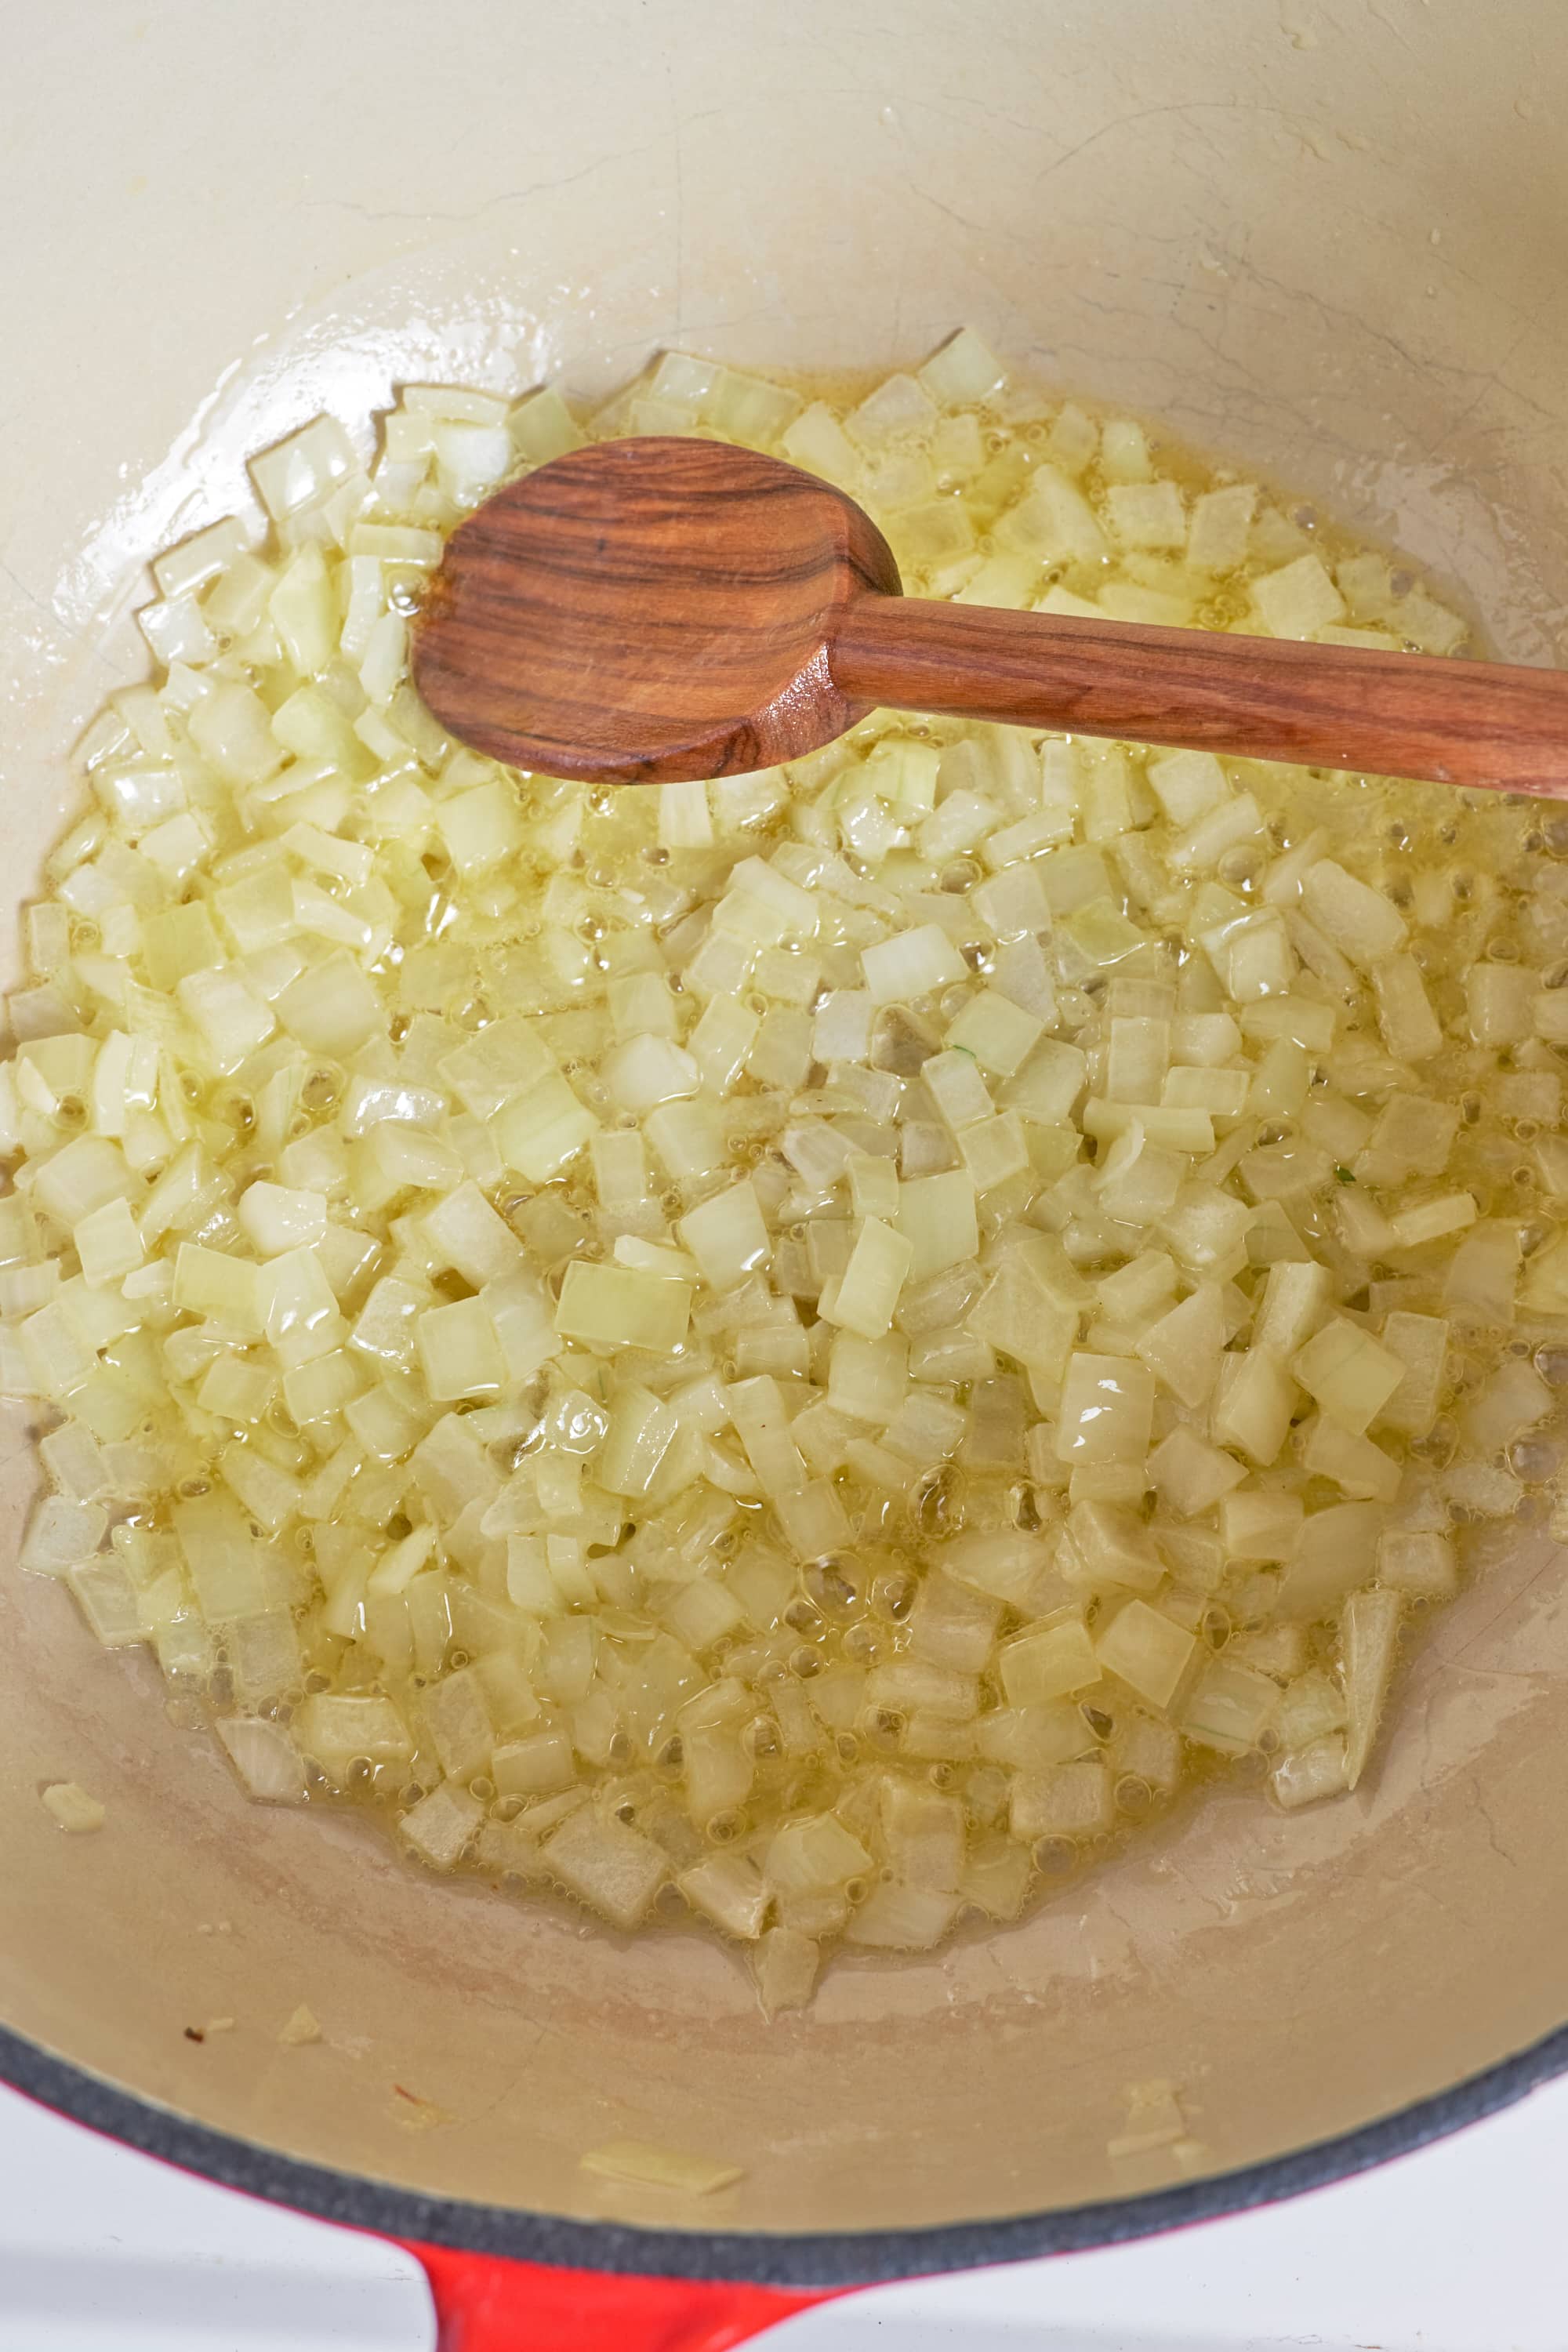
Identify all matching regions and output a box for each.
[4,0,1568,2299]
[412,436,901,782]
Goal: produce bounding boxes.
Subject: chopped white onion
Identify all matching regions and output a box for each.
[5,336,1538,2000]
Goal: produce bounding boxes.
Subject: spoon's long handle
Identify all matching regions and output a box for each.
[831,593,1568,796]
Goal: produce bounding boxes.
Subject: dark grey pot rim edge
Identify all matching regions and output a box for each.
[3,2013,1566,2288]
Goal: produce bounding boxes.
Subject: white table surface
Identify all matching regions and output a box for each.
[2,2069,1566,2351]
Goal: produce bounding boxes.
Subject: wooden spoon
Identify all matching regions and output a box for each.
[412,436,1568,794]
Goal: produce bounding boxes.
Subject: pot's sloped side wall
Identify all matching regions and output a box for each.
[3,0,1568,2254]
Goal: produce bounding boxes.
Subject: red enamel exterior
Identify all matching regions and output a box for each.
[405,2241,848,2351]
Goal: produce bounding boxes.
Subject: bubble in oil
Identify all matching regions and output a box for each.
[1033,1836,1079,1877]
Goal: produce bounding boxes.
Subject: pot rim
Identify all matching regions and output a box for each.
[2,2013,1564,2286]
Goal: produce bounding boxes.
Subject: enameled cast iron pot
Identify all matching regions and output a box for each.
[6,4,1568,2342]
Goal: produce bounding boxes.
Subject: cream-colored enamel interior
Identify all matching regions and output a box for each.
[5,0,1568,2242]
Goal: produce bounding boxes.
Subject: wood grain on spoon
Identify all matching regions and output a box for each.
[412,437,1568,795]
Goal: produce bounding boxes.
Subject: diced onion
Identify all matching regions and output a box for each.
[2,333,1541,2000]
[40,1782,106,1833]
[579,2138,742,2195]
